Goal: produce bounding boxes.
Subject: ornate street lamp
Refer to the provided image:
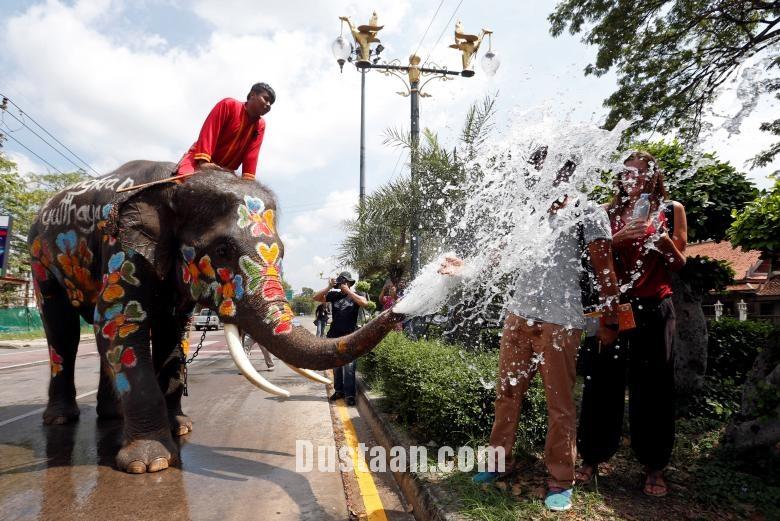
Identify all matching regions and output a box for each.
[714,300,723,321]
[737,299,748,321]
[333,12,499,277]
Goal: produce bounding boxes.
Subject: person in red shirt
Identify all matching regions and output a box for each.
[177,82,276,181]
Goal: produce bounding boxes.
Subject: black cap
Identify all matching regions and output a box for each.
[337,271,355,284]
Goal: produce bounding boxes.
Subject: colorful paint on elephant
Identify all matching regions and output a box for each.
[240,242,284,301]
[100,300,147,342]
[101,252,140,303]
[96,204,117,245]
[106,345,137,394]
[30,236,59,283]
[264,301,294,335]
[180,246,215,300]
[55,230,97,306]
[237,196,275,238]
[49,346,64,377]
[213,268,244,317]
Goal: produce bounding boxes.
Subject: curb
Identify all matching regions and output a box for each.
[356,376,466,521]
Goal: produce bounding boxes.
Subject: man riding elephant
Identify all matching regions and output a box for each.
[29,161,403,474]
[176,82,275,181]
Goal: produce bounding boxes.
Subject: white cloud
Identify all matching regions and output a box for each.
[5,150,45,176]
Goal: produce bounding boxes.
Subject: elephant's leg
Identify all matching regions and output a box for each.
[152,311,193,436]
[96,288,178,473]
[39,285,82,425]
[95,334,122,420]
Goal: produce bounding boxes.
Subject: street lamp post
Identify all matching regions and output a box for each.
[332,12,499,278]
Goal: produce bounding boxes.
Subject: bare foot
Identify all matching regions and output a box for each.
[643,470,668,497]
[169,413,193,436]
[575,464,596,484]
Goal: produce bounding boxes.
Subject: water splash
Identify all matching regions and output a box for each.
[394,107,628,325]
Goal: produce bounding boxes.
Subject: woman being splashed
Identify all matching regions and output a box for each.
[576,151,688,497]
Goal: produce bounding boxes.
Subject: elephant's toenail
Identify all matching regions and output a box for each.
[148,458,169,472]
[127,461,147,474]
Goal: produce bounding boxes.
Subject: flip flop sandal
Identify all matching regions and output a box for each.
[643,474,668,497]
[575,465,597,485]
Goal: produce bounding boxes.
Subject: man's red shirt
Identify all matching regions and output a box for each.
[177,98,266,180]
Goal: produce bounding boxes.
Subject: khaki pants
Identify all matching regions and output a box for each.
[488,314,581,489]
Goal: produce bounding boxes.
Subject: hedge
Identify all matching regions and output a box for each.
[359,332,548,449]
[708,317,775,383]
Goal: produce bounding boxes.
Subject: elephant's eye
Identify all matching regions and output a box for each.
[214,242,232,259]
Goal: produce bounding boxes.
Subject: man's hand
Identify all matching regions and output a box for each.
[438,255,464,276]
[339,283,350,293]
[197,161,233,173]
[596,325,619,347]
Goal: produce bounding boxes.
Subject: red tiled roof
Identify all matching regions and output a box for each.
[686,241,763,281]
[757,276,780,296]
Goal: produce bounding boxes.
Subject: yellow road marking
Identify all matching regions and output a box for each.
[335,398,388,521]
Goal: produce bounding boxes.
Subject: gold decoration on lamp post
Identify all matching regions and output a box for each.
[339,12,384,68]
[449,21,492,77]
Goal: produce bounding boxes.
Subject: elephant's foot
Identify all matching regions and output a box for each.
[169,412,193,436]
[116,435,178,474]
[96,398,123,420]
[43,400,80,425]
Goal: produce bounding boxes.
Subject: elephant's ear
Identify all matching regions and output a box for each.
[106,186,175,279]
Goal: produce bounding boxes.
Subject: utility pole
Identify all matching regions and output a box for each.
[332,12,500,278]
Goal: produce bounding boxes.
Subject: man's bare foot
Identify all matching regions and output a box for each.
[575,464,596,484]
[643,470,668,497]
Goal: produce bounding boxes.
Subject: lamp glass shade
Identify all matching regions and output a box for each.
[331,36,351,62]
[480,51,500,76]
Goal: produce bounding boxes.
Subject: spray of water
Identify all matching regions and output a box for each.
[394,107,628,323]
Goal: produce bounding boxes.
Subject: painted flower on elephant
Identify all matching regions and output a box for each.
[101,252,140,303]
[55,230,96,300]
[106,345,137,394]
[49,346,63,377]
[213,267,244,317]
[237,195,275,238]
[180,246,216,299]
[101,300,147,341]
[64,278,85,307]
[239,242,285,301]
[97,204,117,245]
[263,302,294,335]
[30,236,60,282]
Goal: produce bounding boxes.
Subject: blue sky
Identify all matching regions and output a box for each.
[1,0,777,291]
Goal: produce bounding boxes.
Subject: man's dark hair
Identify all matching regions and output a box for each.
[248,82,276,104]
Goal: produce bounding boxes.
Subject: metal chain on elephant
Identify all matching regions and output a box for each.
[180,309,211,396]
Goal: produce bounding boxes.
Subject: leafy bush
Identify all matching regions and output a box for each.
[708,318,774,383]
[359,332,548,449]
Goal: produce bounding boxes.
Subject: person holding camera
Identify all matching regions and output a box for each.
[313,271,368,406]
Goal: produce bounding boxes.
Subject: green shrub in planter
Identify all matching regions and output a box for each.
[708,318,774,383]
[359,332,548,449]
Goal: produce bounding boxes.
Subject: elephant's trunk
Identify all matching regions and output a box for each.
[238,295,404,371]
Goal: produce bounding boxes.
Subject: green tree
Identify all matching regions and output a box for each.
[628,140,759,241]
[549,1,780,165]
[728,177,780,252]
[340,95,497,280]
[300,287,314,297]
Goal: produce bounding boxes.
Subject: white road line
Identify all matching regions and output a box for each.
[0,343,97,356]
[0,389,99,428]
[0,352,100,371]
[0,354,227,428]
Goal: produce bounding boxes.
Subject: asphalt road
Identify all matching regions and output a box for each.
[0,323,413,521]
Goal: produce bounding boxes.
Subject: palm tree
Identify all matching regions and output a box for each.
[340,95,498,282]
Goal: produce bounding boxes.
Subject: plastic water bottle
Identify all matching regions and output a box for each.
[632,193,650,221]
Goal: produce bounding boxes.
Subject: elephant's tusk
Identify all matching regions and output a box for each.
[284,363,333,385]
[224,324,290,398]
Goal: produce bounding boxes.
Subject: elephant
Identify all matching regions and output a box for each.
[28,160,403,474]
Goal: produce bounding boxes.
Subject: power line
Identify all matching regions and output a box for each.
[0,92,100,176]
[422,0,465,68]
[1,107,88,174]
[0,127,64,174]
[413,0,447,58]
